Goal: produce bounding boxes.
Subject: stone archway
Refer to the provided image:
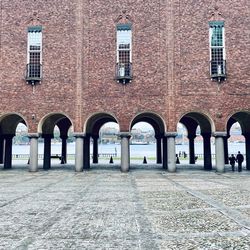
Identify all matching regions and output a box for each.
[38,113,73,170]
[0,113,28,169]
[83,113,120,170]
[130,112,166,170]
[179,112,215,170]
[226,111,250,170]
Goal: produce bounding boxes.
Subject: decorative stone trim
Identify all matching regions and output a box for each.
[118,132,131,138]
[72,133,86,138]
[27,133,39,138]
[165,132,178,138]
[213,132,227,137]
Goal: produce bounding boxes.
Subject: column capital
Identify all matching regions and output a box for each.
[155,134,164,140]
[3,134,15,139]
[92,134,99,140]
[118,132,131,139]
[213,132,227,138]
[187,133,196,140]
[28,133,40,139]
[165,132,177,138]
[201,133,211,138]
[42,134,54,139]
[72,132,86,138]
[60,135,68,140]
[242,133,250,138]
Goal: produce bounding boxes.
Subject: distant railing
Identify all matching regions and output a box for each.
[12,152,118,160]
[194,154,216,159]
[11,153,247,162]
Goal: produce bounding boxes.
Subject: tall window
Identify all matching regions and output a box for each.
[209,21,226,78]
[27,26,42,80]
[116,24,132,81]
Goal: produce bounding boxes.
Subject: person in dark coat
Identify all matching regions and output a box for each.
[228,154,236,172]
[236,151,244,172]
[176,154,180,164]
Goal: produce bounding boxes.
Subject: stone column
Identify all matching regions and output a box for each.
[60,135,68,164]
[155,135,162,164]
[73,133,85,172]
[4,135,14,169]
[224,136,229,165]
[92,135,99,164]
[244,133,250,170]
[214,132,227,173]
[162,136,168,169]
[120,132,131,172]
[166,132,177,173]
[43,135,52,170]
[202,133,212,170]
[0,136,4,164]
[188,134,196,164]
[28,133,39,172]
[83,135,90,169]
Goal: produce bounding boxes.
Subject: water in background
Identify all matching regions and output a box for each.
[12,142,246,157]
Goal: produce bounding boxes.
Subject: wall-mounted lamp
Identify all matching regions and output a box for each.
[32,114,35,120]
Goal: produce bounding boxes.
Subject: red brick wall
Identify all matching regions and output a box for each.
[0,0,249,133]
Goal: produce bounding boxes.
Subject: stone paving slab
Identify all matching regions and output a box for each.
[0,165,250,249]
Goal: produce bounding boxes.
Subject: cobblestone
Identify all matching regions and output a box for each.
[0,164,250,249]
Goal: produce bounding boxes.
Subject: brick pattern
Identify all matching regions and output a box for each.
[0,0,249,133]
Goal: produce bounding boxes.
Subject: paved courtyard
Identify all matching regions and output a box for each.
[0,164,250,249]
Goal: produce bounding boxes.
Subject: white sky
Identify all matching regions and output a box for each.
[103,122,153,131]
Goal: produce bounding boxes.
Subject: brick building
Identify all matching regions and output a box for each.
[0,0,250,172]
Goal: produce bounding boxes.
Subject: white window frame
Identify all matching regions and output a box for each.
[27,26,43,78]
[209,21,226,78]
[116,25,132,64]
[209,24,225,62]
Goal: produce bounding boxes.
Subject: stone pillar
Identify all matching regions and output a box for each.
[0,136,4,164]
[83,135,90,169]
[73,133,85,172]
[120,132,131,172]
[214,132,227,173]
[43,135,52,170]
[4,135,14,169]
[60,135,68,164]
[188,134,196,164]
[224,136,229,165]
[202,133,212,170]
[162,136,168,169]
[166,132,177,173]
[155,135,162,164]
[92,135,99,164]
[28,133,39,172]
[244,133,250,170]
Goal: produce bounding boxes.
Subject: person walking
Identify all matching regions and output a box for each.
[228,154,236,172]
[236,151,244,172]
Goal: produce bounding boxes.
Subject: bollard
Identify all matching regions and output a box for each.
[143,156,147,164]
[109,156,114,164]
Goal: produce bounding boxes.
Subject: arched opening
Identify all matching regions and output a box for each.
[84,113,120,169]
[130,122,156,165]
[176,123,188,163]
[0,113,28,169]
[179,112,214,170]
[98,122,119,165]
[226,112,250,170]
[39,113,73,170]
[130,112,166,169]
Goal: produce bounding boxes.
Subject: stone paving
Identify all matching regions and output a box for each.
[0,164,250,249]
